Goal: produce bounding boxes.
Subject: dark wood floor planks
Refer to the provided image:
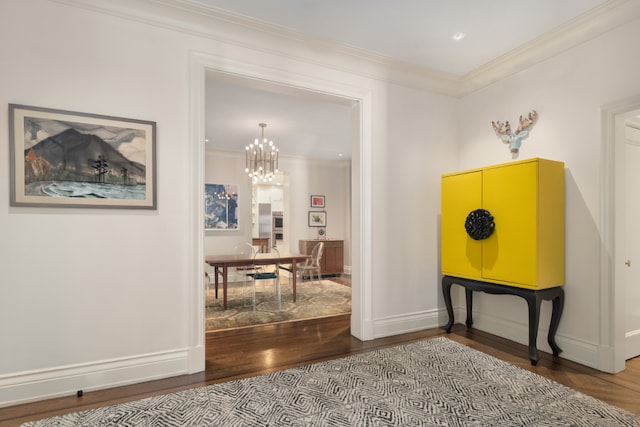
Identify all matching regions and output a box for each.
[2,315,639,426]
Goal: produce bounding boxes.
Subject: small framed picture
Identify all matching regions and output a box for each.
[310,195,325,208]
[308,211,327,227]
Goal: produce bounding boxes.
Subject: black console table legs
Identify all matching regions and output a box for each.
[443,279,456,332]
[465,289,473,329]
[442,276,564,365]
[548,291,564,356]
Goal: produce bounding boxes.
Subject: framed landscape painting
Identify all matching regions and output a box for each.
[9,104,157,209]
[205,183,239,230]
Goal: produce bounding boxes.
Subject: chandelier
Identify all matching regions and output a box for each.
[245,123,279,183]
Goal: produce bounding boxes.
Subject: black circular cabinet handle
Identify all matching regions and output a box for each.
[465,209,495,240]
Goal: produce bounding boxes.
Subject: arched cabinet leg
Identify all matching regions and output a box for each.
[442,277,455,333]
[465,289,474,329]
[548,288,565,356]
[525,294,542,365]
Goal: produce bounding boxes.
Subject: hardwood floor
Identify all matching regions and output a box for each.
[2,315,640,426]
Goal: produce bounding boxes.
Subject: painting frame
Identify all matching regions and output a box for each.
[205,183,239,231]
[310,195,325,208]
[9,104,157,209]
[308,210,327,227]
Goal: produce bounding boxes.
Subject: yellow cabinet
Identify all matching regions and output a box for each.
[441,158,564,290]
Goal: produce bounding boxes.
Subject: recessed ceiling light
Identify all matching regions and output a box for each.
[452,32,465,41]
[338,153,343,157]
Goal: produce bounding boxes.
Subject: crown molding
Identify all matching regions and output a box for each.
[49,0,461,96]
[458,0,640,96]
[50,0,640,98]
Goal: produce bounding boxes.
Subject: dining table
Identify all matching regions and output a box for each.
[205,252,310,309]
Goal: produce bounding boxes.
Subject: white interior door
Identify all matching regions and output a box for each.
[624,126,640,360]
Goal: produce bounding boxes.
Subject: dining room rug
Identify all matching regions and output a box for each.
[22,337,640,426]
[206,278,351,331]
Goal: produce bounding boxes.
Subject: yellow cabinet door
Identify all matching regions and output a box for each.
[482,162,538,286]
[441,158,564,290]
[441,171,482,279]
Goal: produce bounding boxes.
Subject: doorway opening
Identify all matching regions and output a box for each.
[602,95,640,373]
[188,50,375,374]
[203,71,354,331]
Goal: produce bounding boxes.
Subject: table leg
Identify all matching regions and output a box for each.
[548,288,564,356]
[222,266,228,310]
[525,294,543,365]
[292,262,297,302]
[465,288,474,329]
[442,277,455,333]
[214,267,220,299]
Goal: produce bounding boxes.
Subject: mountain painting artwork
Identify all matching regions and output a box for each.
[9,104,156,209]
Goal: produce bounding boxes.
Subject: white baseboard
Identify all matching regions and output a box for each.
[1,307,609,408]
[373,308,445,338]
[0,349,190,408]
[371,304,601,370]
[451,305,600,369]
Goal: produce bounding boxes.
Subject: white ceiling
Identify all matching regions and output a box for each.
[199,0,610,159]
[194,0,607,76]
[205,72,356,160]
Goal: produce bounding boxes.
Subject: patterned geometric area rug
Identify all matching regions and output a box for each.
[206,278,351,331]
[23,338,640,426]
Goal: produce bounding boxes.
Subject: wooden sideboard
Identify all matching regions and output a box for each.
[251,238,270,253]
[299,239,344,277]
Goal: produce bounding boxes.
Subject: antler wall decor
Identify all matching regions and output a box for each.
[491,110,538,158]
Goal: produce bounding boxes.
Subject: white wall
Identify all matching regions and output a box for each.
[0,0,458,405]
[204,150,351,259]
[455,18,640,368]
[283,156,350,249]
[371,82,458,332]
[1,0,195,405]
